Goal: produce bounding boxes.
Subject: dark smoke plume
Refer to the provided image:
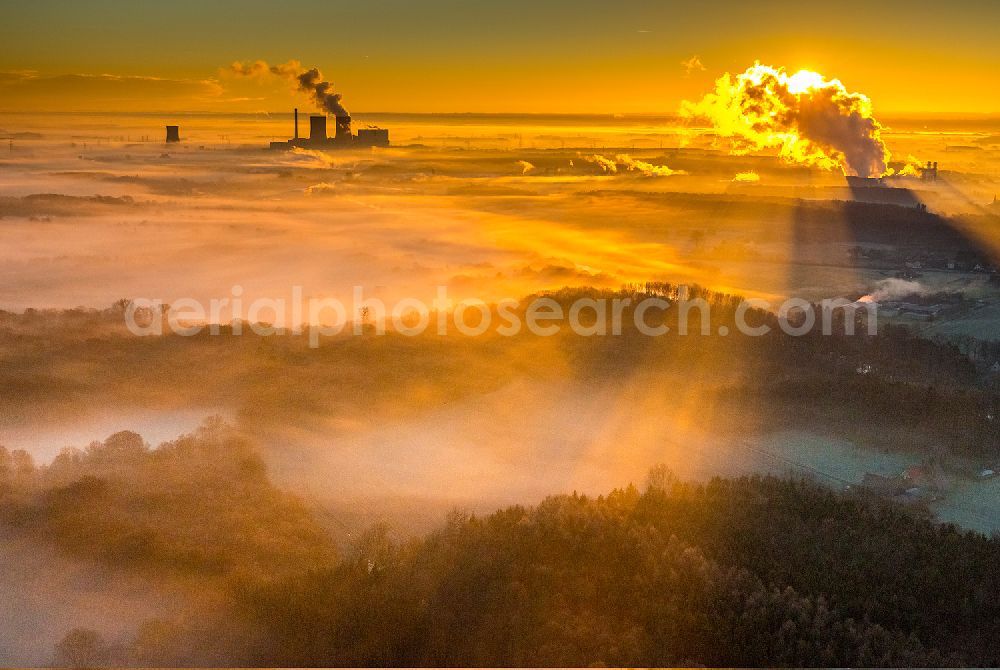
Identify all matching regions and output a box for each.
[230,59,348,116]
[294,67,348,116]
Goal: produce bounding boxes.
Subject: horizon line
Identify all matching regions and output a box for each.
[2,109,1000,118]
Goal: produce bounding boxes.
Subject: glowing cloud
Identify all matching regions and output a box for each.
[894,155,926,177]
[681,55,706,77]
[682,62,891,177]
[732,171,760,182]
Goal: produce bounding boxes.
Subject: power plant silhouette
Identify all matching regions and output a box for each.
[270,108,389,150]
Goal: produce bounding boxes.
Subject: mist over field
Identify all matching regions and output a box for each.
[3,110,1000,666]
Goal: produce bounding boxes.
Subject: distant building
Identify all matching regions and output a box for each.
[902,465,932,487]
[357,128,390,146]
[844,175,924,208]
[270,109,389,150]
[902,461,944,491]
[165,125,180,143]
[845,176,884,188]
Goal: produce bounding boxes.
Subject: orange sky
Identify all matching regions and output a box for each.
[1,0,999,114]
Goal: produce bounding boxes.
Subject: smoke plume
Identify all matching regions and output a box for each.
[583,154,618,174]
[582,153,685,177]
[615,154,686,177]
[230,59,348,116]
[863,278,930,302]
[682,62,890,177]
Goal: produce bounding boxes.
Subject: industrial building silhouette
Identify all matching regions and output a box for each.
[270,108,389,149]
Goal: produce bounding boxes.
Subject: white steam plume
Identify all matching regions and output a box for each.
[682,62,891,177]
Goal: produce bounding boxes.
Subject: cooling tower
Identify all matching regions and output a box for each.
[309,115,327,142]
[165,126,180,143]
[335,115,352,141]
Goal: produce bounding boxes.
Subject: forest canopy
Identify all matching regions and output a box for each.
[5,429,998,667]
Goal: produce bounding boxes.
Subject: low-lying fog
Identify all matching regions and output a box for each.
[4,112,1000,518]
[2,112,999,313]
[2,112,1000,665]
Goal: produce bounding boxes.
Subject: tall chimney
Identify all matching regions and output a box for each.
[309,115,327,142]
[294,108,299,140]
[165,125,180,143]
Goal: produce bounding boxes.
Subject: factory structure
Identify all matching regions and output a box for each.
[269,108,389,150]
[839,159,943,210]
[845,162,939,190]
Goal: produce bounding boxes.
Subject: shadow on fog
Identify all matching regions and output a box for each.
[785,186,999,296]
